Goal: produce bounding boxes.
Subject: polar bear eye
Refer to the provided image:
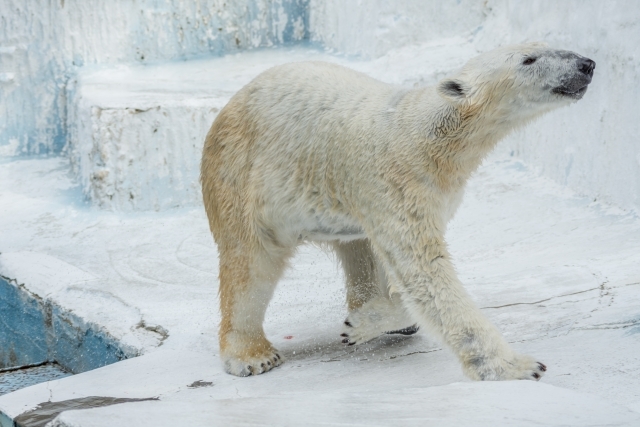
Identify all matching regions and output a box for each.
[522,57,537,65]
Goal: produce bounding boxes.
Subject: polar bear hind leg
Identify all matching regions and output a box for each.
[217,232,291,376]
[333,239,380,311]
[334,240,417,345]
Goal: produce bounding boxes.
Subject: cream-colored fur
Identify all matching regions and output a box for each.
[201,43,594,379]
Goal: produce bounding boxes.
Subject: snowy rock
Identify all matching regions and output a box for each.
[0,252,144,372]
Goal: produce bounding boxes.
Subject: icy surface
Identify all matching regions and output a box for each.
[51,382,640,427]
[0,153,639,424]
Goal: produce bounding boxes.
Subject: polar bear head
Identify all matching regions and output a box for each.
[437,43,595,123]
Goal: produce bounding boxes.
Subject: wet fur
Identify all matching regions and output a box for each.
[201,43,590,379]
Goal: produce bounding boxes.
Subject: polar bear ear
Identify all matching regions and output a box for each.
[437,78,468,102]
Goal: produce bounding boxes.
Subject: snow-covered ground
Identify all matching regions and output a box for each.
[1,149,639,425]
[1,1,640,425]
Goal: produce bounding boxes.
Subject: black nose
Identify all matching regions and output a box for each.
[579,58,596,76]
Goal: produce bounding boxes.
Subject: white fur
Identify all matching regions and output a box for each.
[201,43,593,379]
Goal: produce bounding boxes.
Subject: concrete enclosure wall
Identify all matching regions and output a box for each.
[0,276,136,373]
[307,0,487,58]
[0,0,309,156]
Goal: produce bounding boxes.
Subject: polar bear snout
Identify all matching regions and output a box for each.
[552,56,595,100]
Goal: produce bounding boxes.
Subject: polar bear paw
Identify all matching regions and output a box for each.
[464,352,547,381]
[341,317,386,346]
[340,296,417,345]
[222,348,284,377]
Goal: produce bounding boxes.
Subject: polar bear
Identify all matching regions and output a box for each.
[200,43,595,379]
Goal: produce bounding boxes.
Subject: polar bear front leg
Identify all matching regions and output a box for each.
[365,211,546,381]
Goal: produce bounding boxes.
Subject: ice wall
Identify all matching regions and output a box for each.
[0,0,309,156]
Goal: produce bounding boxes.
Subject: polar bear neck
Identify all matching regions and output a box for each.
[399,87,518,192]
